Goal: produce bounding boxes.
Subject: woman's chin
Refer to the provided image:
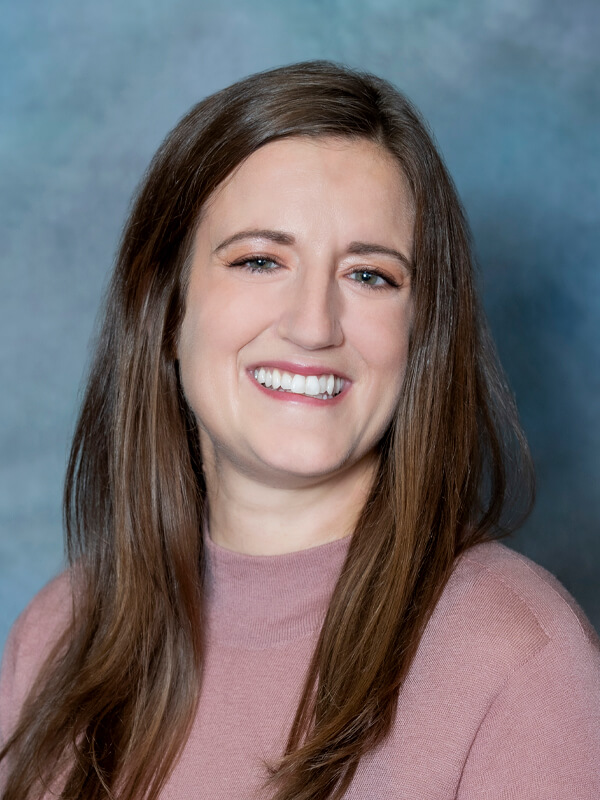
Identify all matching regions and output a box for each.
[254,456,349,487]
[244,441,375,489]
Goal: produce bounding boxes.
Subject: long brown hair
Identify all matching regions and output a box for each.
[1,61,533,800]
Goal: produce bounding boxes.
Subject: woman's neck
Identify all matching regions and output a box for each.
[203,452,377,555]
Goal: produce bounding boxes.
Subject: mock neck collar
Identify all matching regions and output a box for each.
[202,527,352,649]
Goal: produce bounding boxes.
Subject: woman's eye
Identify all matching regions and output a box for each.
[349,270,390,288]
[231,256,279,273]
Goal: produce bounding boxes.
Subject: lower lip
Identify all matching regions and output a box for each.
[249,374,347,406]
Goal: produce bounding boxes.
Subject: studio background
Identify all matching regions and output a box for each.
[1,0,598,652]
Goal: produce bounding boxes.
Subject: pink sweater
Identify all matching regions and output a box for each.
[1,532,600,798]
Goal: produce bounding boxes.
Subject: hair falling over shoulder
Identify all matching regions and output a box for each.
[0,61,534,800]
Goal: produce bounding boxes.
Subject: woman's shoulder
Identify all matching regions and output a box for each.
[434,541,600,795]
[455,540,599,647]
[4,571,73,662]
[423,539,600,687]
[388,541,600,796]
[0,572,73,743]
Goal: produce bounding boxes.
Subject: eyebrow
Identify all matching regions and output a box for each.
[346,241,412,273]
[213,229,295,253]
[213,228,412,272]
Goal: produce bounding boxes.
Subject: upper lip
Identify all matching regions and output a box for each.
[247,361,351,381]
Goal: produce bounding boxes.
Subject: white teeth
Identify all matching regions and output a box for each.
[305,376,320,396]
[252,368,344,399]
[290,374,306,394]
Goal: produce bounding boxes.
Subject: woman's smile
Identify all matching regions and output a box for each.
[249,363,346,402]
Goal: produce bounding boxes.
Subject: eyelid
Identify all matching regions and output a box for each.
[346,267,400,289]
[227,253,283,268]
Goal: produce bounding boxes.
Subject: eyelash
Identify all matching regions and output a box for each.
[227,256,399,290]
[349,269,399,290]
[228,256,280,273]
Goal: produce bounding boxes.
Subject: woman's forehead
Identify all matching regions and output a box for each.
[198,136,414,246]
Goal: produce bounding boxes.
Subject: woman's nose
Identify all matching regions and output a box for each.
[276,267,343,350]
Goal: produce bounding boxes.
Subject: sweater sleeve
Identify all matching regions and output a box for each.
[0,613,25,750]
[456,629,600,800]
[0,614,23,788]
[0,574,72,756]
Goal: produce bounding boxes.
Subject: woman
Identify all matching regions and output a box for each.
[1,61,598,800]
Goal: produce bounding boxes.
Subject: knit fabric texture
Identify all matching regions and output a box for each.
[1,531,600,798]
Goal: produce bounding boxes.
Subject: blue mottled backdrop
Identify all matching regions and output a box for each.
[1,0,599,651]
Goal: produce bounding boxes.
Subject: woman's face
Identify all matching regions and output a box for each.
[178,136,414,488]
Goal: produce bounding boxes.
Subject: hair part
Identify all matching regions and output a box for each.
[1,60,533,800]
